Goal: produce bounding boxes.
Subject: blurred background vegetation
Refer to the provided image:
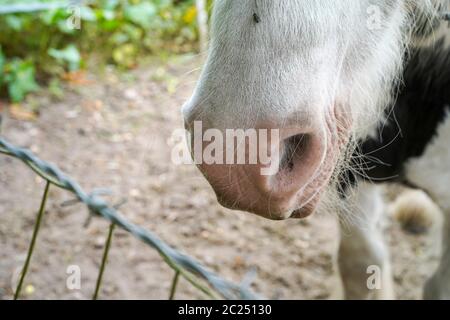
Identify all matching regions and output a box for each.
[0,0,212,103]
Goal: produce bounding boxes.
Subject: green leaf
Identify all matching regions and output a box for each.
[102,0,120,10]
[124,2,157,28]
[80,6,97,22]
[5,60,39,103]
[39,8,68,25]
[56,19,78,34]
[48,45,81,71]
[5,15,23,31]
[100,19,120,31]
[110,32,130,45]
[100,9,116,21]
[8,82,24,102]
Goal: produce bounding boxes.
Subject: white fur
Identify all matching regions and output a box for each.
[338,182,395,299]
[184,0,417,139]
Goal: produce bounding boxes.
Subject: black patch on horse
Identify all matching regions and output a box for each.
[339,38,450,194]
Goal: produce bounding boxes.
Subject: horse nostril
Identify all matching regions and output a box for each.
[280,134,312,173]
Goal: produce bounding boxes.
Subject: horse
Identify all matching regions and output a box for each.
[182,0,450,299]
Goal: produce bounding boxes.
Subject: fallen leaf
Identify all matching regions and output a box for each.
[62,71,93,85]
[82,99,104,112]
[9,104,37,121]
[233,255,245,269]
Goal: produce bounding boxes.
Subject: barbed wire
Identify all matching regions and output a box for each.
[0,136,260,300]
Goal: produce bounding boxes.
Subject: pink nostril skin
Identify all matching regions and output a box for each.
[259,129,326,197]
[187,119,335,220]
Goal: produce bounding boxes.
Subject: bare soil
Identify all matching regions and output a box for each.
[0,56,442,300]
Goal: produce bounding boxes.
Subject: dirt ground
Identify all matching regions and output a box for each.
[0,55,443,300]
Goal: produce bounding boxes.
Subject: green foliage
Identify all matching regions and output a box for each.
[48,45,81,71]
[0,0,206,102]
[3,59,40,103]
[124,2,157,28]
[1,44,40,102]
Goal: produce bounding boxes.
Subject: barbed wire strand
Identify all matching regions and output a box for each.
[92,223,115,300]
[169,271,181,300]
[13,181,50,299]
[0,137,260,300]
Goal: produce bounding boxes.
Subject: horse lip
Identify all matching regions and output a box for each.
[215,190,295,220]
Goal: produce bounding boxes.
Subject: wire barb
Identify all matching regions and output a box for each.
[0,137,260,300]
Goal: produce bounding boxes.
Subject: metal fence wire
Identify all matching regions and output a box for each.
[0,137,260,300]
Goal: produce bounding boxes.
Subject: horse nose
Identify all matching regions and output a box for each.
[191,122,327,219]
